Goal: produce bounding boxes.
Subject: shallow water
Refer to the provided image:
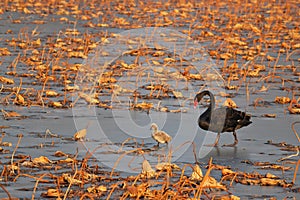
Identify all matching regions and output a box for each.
[0,104,299,198]
[0,1,299,199]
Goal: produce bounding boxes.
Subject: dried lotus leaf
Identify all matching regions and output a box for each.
[223,98,237,108]
[156,162,180,171]
[45,188,62,197]
[190,164,203,181]
[275,96,291,104]
[172,90,183,98]
[141,159,155,178]
[0,76,14,84]
[32,156,52,165]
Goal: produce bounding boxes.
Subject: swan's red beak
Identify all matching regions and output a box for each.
[194,100,198,109]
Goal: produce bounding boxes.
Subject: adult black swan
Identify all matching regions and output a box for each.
[194,90,252,147]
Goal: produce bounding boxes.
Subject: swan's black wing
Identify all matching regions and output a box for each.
[223,107,252,132]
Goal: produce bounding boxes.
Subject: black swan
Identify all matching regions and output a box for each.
[194,90,252,147]
[150,123,172,147]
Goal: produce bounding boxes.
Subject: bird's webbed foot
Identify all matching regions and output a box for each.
[222,132,238,147]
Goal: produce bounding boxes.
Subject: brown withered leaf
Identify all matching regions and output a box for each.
[133,102,153,110]
[141,159,155,178]
[1,142,12,147]
[202,176,227,190]
[261,113,276,118]
[65,85,79,91]
[48,101,63,108]
[87,185,107,193]
[14,94,25,105]
[188,73,202,80]
[32,156,52,165]
[1,110,22,119]
[57,158,74,164]
[0,76,14,84]
[190,164,203,181]
[78,92,100,104]
[172,90,183,98]
[45,90,59,97]
[155,162,180,171]
[62,173,83,184]
[258,85,269,92]
[53,151,68,157]
[223,98,237,108]
[42,188,63,198]
[288,100,300,114]
[275,96,291,104]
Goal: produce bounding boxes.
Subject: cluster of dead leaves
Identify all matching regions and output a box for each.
[0,129,298,199]
[0,0,297,114]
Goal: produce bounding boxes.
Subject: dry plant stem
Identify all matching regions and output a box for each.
[31,173,47,200]
[278,148,299,162]
[63,161,78,200]
[0,183,13,200]
[11,134,23,174]
[80,193,94,200]
[13,173,51,183]
[0,133,5,144]
[172,141,198,164]
[279,121,300,161]
[291,121,300,143]
[14,77,22,99]
[106,184,119,200]
[110,148,141,178]
[195,158,214,199]
[292,159,300,184]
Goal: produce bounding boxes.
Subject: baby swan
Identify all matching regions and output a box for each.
[150,123,172,147]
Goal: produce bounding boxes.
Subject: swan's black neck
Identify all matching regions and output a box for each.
[194,90,215,112]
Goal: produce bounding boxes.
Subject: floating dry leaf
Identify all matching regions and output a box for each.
[54,151,68,157]
[172,90,183,98]
[87,185,107,193]
[155,162,180,171]
[65,85,79,91]
[202,176,227,190]
[1,110,22,119]
[32,156,52,165]
[1,142,12,147]
[190,164,203,181]
[0,76,14,84]
[58,158,75,164]
[262,113,277,118]
[133,102,153,110]
[49,101,63,108]
[223,98,237,108]
[62,173,83,185]
[78,92,100,104]
[125,183,149,198]
[288,100,300,114]
[45,90,59,97]
[43,188,62,198]
[275,96,291,104]
[141,159,155,178]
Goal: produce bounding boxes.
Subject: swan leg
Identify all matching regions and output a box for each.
[205,132,220,147]
[223,131,238,147]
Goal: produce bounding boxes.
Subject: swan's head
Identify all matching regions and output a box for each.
[150,123,158,130]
